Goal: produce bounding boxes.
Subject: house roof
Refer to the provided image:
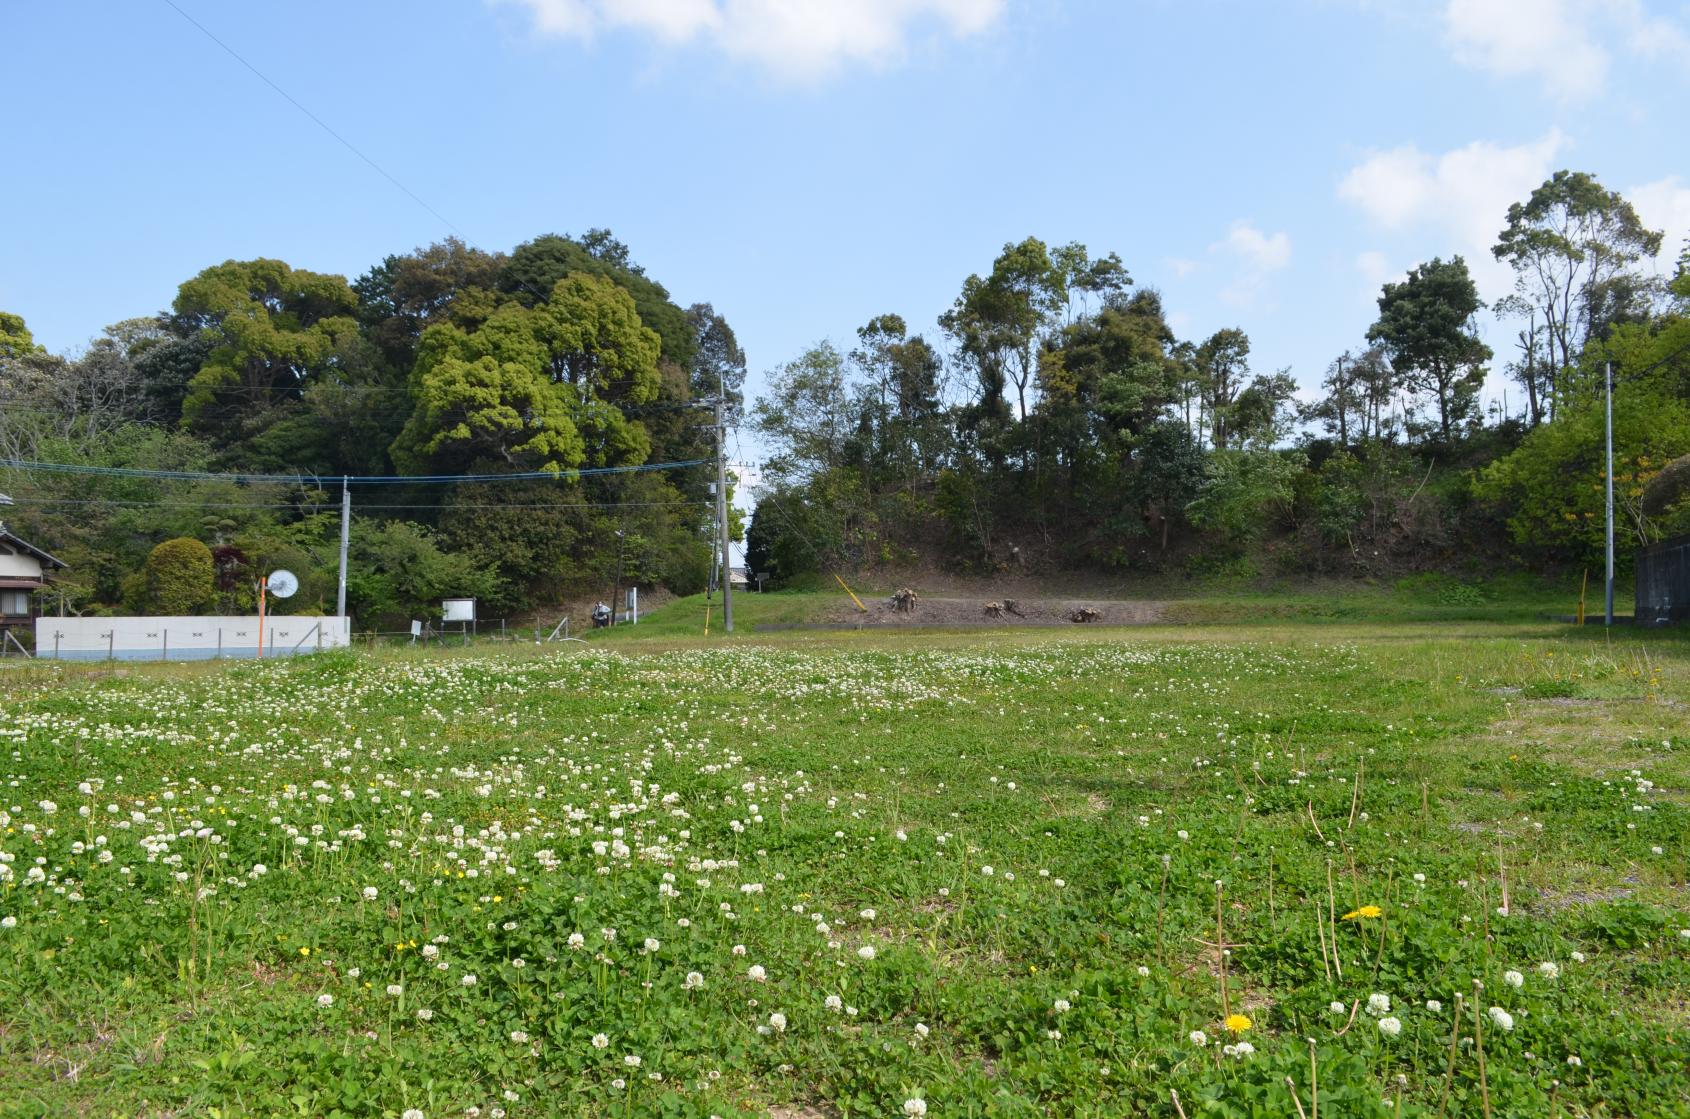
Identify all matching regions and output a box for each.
[0,526,66,570]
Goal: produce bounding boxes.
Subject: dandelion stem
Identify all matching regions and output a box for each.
[1309,1037,1319,1119]
[1170,1087,1188,1119]
[1286,1075,1310,1119]
[1473,991,1492,1119]
[1315,895,1332,984]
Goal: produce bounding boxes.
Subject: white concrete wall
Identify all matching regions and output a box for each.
[34,615,352,661]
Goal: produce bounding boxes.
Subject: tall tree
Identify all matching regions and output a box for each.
[1367,257,1491,442]
[1194,328,1251,449]
[392,273,660,474]
[941,237,1067,422]
[1493,170,1663,399]
[1,311,43,359]
[173,259,361,439]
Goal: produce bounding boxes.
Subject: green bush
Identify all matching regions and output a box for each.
[139,537,216,614]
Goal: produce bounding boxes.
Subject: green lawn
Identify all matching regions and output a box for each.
[2,619,1687,1118]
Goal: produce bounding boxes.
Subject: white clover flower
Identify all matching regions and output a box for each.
[902,1100,927,1118]
[1053,999,1071,1013]
[567,933,585,950]
[509,1030,529,1044]
[461,973,478,987]
[1503,970,1524,989]
[860,908,876,920]
[643,937,661,953]
[1329,1001,1346,1014]
[1046,1028,1062,1040]
[1367,993,1390,1016]
[1487,1007,1515,1032]
[1378,1017,1402,1038]
[684,971,705,990]
[1426,1000,1443,1012]
[591,1033,609,1049]
[1,916,17,930]
[1136,965,1151,977]
[317,994,334,1007]
[422,944,439,959]
[914,1022,930,1037]
[403,1109,425,1119]
[980,865,994,876]
[1177,830,1190,841]
[362,886,378,901]
[416,1008,433,1021]
[1189,1030,1209,1047]
[624,1054,641,1068]
[857,945,876,961]
[825,994,843,1011]
[386,984,404,997]
[1537,961,1560,979]
[768,1012,787,1033]
[1570,950,1586,963]
[732,944,747,956]
[748,964,767,982]
[1567,1055,1583,1067]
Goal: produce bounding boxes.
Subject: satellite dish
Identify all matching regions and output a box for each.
[266,569,299,599]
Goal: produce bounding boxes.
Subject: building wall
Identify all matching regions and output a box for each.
[33,615,352,660]
[0,550,45,580]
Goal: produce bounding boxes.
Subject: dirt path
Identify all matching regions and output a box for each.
[820,595,1168,628]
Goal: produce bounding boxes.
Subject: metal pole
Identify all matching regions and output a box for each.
[716,395,733,633]
[1606,360,1615,626]
[337,477,351,619]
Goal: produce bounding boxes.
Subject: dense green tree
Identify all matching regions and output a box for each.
[174,258,361,440]
[1,311,43,358]
[140,537,216,614]
[1367,257,1491,442]
[500,233,694,371]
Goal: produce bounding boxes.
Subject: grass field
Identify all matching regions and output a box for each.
[3,607,1688,1117]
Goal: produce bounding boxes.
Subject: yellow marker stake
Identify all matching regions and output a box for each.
[834,572,869,613]
[704,602,712,636]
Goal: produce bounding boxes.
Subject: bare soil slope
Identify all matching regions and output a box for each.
[823,593,1167,627]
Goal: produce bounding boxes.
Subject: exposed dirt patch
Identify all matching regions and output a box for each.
[769,1102,840,1118]
[824,596,1168,628]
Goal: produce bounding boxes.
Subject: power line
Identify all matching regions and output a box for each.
[158,0,460,235]
[0,457,711,486]
[2,497,711,511]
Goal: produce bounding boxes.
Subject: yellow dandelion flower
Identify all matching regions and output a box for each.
[1341,905,1383,921]
[298,946,312,957]
[1225,1013,1252,1033]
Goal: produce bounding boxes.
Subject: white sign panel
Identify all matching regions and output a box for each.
[442,598,476,623]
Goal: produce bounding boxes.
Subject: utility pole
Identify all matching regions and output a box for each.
[715,395,733,633]
[337,477,351,619]
[1605,360,1615,626]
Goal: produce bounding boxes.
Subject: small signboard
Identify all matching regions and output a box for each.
[442,598,476,623]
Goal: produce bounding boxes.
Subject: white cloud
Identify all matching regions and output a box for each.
[1210,220,1291,306]
[1165,256,1200,280]
[1628,176,1690,269]
[1443,0,1607,99]
[1440,0,1690,99]
[489,0,1006,80]
[1336,130,1565,294]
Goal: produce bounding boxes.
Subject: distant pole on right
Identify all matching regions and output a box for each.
[1605,359,1615,627]
[715,394,733,634]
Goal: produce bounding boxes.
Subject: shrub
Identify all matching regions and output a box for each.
[140,537,216,614]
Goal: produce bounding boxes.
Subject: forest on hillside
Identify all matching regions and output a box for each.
[747,169,1690,587]
[2,169,1688,628]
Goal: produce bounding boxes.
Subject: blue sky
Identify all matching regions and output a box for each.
[5,0,1689,454]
